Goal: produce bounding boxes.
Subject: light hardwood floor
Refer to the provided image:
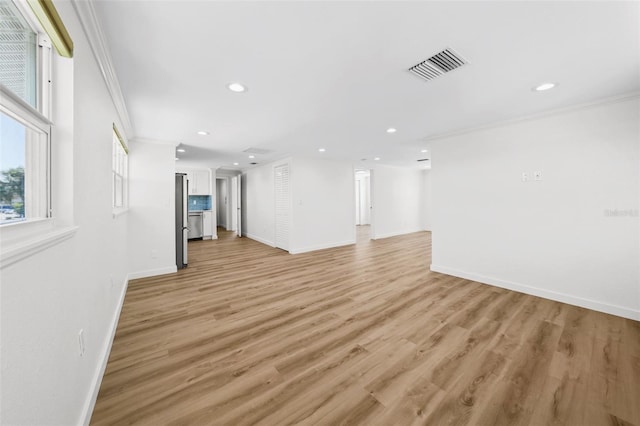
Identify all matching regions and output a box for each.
[91,230,640,425]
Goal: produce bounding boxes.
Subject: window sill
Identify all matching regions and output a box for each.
[112,208,129,219]
[0,220,78,269]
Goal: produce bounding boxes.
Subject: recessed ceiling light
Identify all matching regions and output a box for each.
[177,148,186,153]
[197,131,209,136]
[421,149,428,153]
[386,128,397,133]
[374,157,381,161]
[233,162,239,166]
[318,148,326,152]
[227,83,247,93]
[248,155,255,159]
[534,82,556,92]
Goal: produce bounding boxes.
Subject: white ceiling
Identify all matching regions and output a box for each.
[93,1,640,170]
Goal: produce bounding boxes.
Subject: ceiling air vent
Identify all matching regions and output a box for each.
[408,48,467,82]
[243,147,272,155]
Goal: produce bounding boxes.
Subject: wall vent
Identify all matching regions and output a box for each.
[408,48,467,82]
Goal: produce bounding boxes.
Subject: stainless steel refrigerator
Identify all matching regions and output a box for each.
[175,173,188,268]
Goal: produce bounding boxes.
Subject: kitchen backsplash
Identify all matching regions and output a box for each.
[188,195,212,211]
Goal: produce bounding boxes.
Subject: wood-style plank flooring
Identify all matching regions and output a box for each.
[91,229,640,425]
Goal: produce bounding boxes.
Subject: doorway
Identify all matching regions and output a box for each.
[216,178,228,230]
[216,172,243,237]
[355,169,372,242]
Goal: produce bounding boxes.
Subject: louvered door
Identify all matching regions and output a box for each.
[274,164,290,251]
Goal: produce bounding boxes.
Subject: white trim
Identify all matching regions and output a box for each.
[372,228,424,241]
[0,83,52,130]
[423,91,640,143]
[289,239,355,255]
[127,265,178,280]
[112,208,129,219]
[70,0,134,139]
[0,225,78,269]
[80,275,128,426]
[244,233,275,248]
[430,264,640,321]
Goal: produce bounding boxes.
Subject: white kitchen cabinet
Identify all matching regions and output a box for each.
[184,170,211,195]
[193,170,211,195]
[203,210,213,238]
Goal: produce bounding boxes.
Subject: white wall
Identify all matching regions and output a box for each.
[371,165,425,239]
[243,157,356,253]
[127,141,177,279]
[421,169,432,231]
[1,2,131,424]
[431,96,640,320]
[290,157,355,253]
[243,161,279,246]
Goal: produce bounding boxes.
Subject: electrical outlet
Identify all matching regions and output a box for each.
[151,249,158,259]
[521,172,529,182]
[78,329,85,357]
[534,171,543,181]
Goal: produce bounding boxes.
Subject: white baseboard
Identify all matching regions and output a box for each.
[127,265,177,280]
[289,239,356,254]
[372,228,424,240]
[244,233,275,247]
[80,275,129,425]
[430,264,640,321]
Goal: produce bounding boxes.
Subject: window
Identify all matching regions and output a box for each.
[0,0,38,108]
[0,0,74,266]
[0,0,52,226]
[112,125,128,210]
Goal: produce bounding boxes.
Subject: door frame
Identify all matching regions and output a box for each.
[354,168,374,239]
[273,162,291,251]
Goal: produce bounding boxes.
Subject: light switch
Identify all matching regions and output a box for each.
[521,172,529,182]
[534,171,542,181]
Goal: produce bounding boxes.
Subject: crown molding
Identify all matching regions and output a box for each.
[423,91,640,144]
[71,0,134,140]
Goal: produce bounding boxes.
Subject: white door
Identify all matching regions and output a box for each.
[231,177,238,232]
[361,175,371,225]
[274,164,290,251]
[236,176,242,237]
